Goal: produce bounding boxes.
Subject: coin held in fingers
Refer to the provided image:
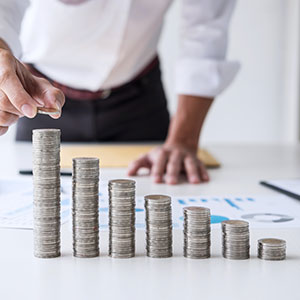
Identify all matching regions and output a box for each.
[37,107,61,116]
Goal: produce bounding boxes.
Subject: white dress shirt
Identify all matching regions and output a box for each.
[0,0,239,97]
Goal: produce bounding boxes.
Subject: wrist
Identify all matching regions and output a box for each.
[165,95,213,150]
[165,116,199,151]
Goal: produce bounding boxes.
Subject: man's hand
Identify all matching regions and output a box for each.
[128,94,214,184]
[0,39,65,136]
[128,143,209,184]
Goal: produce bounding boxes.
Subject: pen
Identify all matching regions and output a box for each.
[19,170,72,176]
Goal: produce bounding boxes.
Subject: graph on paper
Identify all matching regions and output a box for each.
[169,195,300,228]
[0,178,70,229]
[1,178,300,229]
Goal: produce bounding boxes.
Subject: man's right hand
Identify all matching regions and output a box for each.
[0,40,65,136]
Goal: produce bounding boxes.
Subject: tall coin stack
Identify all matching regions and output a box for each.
[32,129,61,258]
[183,207,211,259]
[72,157,100,258]
[108,179,136,258]
[145,195,173,258]
[258,238,286,260]
[222,220,250,260]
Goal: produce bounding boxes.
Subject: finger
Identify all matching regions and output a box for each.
[151,149,168,183]
[166,150,183,185]
[127,155,151,176]
[0,126,8,136]
[184,156,201,184]
[0,111,19,127]
[34,77,65,119]
[198,161,209,182]
[0,71,37,118]
[0,89,23,116]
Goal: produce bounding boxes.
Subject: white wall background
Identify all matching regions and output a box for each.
[159,0,300,145]
[1,0,300,145]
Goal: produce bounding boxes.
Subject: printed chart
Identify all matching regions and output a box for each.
[1,178,300,229]
[0,178,70,229]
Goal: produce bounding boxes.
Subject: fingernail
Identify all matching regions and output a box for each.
[154,176,162,183]
[167,176,177,185]
[55,101,62,111]
[21,104,36,118]
[191,176,200,183]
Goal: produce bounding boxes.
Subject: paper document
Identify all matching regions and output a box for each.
[260,178,300,200]
[98,193,300,229]
[1,178,300,229]
[60,144,220,168]
[0,178,70,229]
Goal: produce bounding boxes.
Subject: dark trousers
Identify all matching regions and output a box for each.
[16,64,170,142]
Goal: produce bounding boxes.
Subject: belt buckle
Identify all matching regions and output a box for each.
[101,89,111,99]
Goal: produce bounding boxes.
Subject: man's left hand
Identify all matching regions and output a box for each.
[127,142,209,185]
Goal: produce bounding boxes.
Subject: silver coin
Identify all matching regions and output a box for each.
[221,219,250,260]
[72,157,100,258]
[183,206,211,260]
[32,129,61,259]
[145,195,172,258]
[257,238,286,260]
[108,179,136,258]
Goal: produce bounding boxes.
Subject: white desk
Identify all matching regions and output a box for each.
[0,142,300,300]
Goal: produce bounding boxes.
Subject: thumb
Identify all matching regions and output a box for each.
[31,76,65,119]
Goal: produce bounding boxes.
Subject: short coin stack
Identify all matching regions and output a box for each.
[258,238,286,260]
[183,207,211,259]
[72,157,100,258]
[32,129,61,258]
[145,195,172,258]
[222,220,250,260]
[108,179,136,258]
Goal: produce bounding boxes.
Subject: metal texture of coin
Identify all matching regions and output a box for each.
[37,107,61,116]
[145,194,172,258]
[257,238,286,260]
[32,129,61,258]
[183,206,211,259]
[72,157,100,258]
[221,219,250,260]
[108,179,136,258]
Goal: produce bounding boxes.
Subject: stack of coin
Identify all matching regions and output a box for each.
[145,195,172,258]
[258,238,286,260]
[72,157,100,258]
[108,179,136,258]
[183,206,211,259]
[32,129,61,258]
[222,220,250,260]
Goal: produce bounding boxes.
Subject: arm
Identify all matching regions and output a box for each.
[161,95,213,184]
[176,0,239,97]
[130,0,239,184]
[166,95,213,152]
[0,1,64,137]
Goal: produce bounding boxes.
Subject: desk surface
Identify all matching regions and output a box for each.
[0,142,300,300]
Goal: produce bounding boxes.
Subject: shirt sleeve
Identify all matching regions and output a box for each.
[176,0,240,98]
[0,0,29,58]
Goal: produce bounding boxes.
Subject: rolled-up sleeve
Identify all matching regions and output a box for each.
[0,0,29,58]
[176,0,240,98]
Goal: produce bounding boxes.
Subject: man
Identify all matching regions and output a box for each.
[0,0,239,184]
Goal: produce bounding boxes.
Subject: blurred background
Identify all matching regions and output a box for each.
[2,0,300,145]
